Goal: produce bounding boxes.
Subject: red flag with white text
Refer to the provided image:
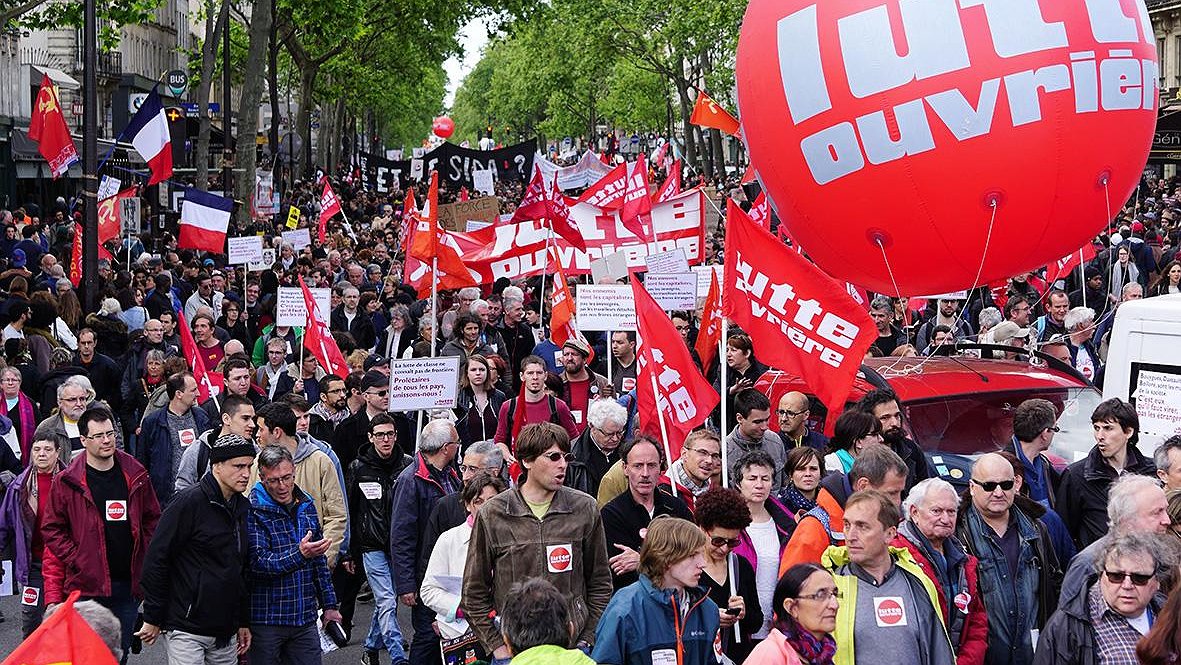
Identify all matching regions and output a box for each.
[546,179,586,250]
[748,192,771,231]
[1044,242,1099,286]
[695,268,722,371]
[618,154,652,240]
[1,591,118,665]
[511,167,548,223]
[576,161,628,209]
[319,179,342,243]
[548,249,593,363]
[723,201,876,427]
[176,308,222,402]
[633,280,718,459]
[299,276,349,377]
[653,159,681,204]
[28,74,79,179]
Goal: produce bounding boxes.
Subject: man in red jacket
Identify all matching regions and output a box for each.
[891,478,988,665]
[42,407,162,663]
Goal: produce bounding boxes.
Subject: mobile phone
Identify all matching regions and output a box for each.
[724,607,741,616]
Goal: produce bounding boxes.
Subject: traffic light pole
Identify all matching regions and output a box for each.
[81,0,98,313]
[222,14,233,198]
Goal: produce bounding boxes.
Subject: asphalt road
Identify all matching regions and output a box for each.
[0,592,416,664]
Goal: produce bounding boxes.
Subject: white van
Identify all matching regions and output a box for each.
[1103,293,1181,449]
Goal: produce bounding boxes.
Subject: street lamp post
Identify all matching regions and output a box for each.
[81,0,98,313]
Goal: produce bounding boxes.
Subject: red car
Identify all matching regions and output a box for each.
[754,347,1102,487]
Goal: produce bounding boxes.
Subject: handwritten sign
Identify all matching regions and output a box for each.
[388,357,460,410]
[227,236,264,265]
[438,197,500,231]
[472,168,495,195]
[282,228,311,250]
[644,248,690,274]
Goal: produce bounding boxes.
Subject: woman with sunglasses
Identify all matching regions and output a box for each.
[822,409,883,475]
[694,487,762,664]
[592,516,720,665]
[744,563,839,665]
[1038,532,1169,665]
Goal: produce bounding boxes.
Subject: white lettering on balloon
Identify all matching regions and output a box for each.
[733,249,860,368]
[776,0,1157,185]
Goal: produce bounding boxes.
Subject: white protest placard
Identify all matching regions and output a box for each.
[466,220,493,232]
[119,197,142,234]
[227,235,265,265]
[410,159,424,180]
[472,168,495,195]
[1130,364,1181,446]
[276,286,331,327]
[644,248,690,274]
[576,285,636,331]
[913,290,970,300]
[388,356,460,410]
[643,272,698,310]
[412,147,425,159]
[692,265,723,298]
[590,250,630,285]
[282,228,311,250]
[98,175,121,201]
[248,247,276,272]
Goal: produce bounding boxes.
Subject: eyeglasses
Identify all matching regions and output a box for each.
[263,474,295,487]
[687,447,722,461]
[366,390,388,397]
[1103,570,1155,586]
[796,588,843,602]
[710,536,741,549]
[1046,426,1061,433]
[971,478,1015,492]
[370,431,396,440]
[538,451,576,463]
[60,395,89,404]
[83,430,117,441]
[460,464,503,475]
[593,426,625,441]
[777,409,806,418]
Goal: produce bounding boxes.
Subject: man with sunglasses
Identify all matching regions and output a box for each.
[601,435,691,589]
[1037,532,1169,664]
[956,453,1060,665]
[464,422,612,665]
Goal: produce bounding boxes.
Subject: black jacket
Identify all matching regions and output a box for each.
[1057,443,1155,550]
[347,443,412,553]
[70,352,123,413]
[1033,573,1165,665]
[889,434,932,491]
[139,472,250,638]
[421,492,468,580]
[330,305,377,351]
[601,488,692,588]
[495,320,535,389]
[569,426,619,498]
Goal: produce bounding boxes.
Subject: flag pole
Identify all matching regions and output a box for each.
[539,220,553,332]
[1078,247,1087,311]
[720,318,729,488]
[650,369,678,494]
[417,254,437,441]
[729,552,742,643]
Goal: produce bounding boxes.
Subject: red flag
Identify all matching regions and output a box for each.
[400,189,417,255]
[1,590,119,665]
[408,171,440,261]
[511,167,549,223]
[695,268,722,370]
[549,249,593,363]
[70,223,82,288]
[748,192,771,231]
[1044,242,1099,286]
[176,309,222,402]
[633,280,718,459]
[653,159,681,204]
[546,179,586,251]
[619,153,652,240]
[403,255,476,299]
[28,74,79,179]
[576,161,628,209]
[458,187,470,202]
[97,187,136,244]
[319,179,342,243]
[299,276,349,377]
[689,90,741,136]
[723,201,877,427]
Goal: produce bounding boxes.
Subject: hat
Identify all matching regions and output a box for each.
[562,337,591,358]
[1132,221,1147,233]
[1084,265,1102,280]
[364,355,390,371]
[209,433,256,463]
[991,320,1030,344]
[203,258,215,266]
[1110,233,1124,246]
[361,370,388,392]
[11,249,25,268]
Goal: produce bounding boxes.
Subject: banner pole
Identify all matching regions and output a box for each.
[728,552,742,643]
[539,220,553,334]
[607,330,613,389]
[1078,247,1087,311]
[650,369,677,494]
[720,316,729,488]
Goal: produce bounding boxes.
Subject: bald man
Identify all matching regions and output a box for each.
[776,392,828,451]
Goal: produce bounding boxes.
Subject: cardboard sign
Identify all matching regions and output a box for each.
[285,206,301,229]
[472,168,495,195]
[227,235,265,265]
[276,286,331,327]
[576,285,636,331]
[644,248,690,274]
[282,228,311,250]
[437,197,501,231]
[248,247,276,272]
[643,272,698,310]
[388,356,460,411]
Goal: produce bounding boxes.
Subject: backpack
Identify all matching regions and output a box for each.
[505,395,559,452]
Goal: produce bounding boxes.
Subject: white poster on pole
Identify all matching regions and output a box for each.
[643,272,698,310]
[576,285,636,331]
[692,265,723,298]
[388,356,461,411]
[472,169,495,195]
[227,236,265,265]
[98,175,121,201]
[282,228,312,250]
[410,159,424,180]
[590,250,630,284]
[276,286,331,327]
[644,248,690,274]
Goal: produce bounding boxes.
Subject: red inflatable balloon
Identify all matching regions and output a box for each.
[736,0,1157,295]
[432,116,455,139]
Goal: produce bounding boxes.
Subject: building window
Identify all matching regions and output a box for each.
[1159,38,1167,86]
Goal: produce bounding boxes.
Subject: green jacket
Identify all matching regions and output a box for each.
[511,645,597,665]
[820,545,955,665]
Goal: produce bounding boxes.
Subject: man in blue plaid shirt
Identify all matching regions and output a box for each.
[247,445,342,665]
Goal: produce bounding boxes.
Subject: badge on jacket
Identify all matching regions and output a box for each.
[106,500,128,521]
[954,591,971,614]
[546,544,572,573]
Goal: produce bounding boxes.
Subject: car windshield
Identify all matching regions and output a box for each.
[904,386,1103,463]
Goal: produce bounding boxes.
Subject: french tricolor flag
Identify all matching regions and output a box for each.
[126,87,173,185]
[179,188,232,254]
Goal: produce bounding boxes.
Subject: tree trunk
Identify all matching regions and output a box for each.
[710,128,726,179]
[195,0,228,189]
[330,96,345,171]
[316,82,331,171]
[673,73,697,176]
[233,0,272,222]
[267,0,280,181]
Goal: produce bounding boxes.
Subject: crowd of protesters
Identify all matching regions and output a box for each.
[0,165,1178,665]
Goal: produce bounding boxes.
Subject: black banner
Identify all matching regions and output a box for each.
[358,151,410,193]
[423,139,536,188]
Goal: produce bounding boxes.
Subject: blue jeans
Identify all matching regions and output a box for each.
[90,579,139,665]
[362,551,407,661]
